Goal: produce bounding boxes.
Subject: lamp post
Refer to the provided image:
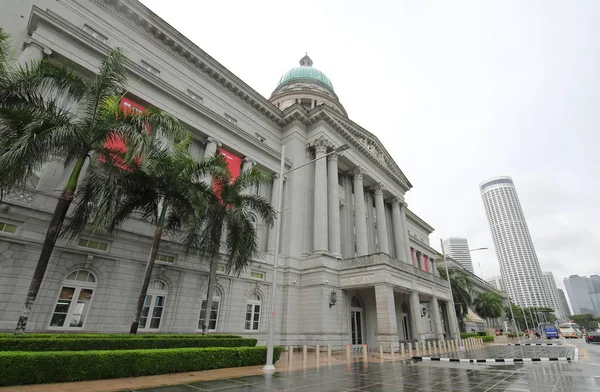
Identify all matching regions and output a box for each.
[439,244,488,350]
[263,143,350,371]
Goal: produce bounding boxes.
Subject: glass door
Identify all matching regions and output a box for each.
[350,309,363,345]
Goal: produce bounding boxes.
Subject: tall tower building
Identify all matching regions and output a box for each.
[556,289,571,319]
[486,276,506,292]
[480,176,546,308]
[542,272,566,321]
[442,237,474,273]
[564,275,600,317]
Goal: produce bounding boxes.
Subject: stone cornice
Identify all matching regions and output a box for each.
[27,6,292,171]
[94,0,284,125]
[406,208,435,233]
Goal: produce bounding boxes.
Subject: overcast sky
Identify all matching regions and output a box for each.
[140,0,599,296]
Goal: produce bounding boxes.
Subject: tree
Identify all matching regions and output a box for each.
[0,48,185,332]
[0,28,10,75]
[570,314,600,331]
[181,165,275,334]
[439,268,473,331]
[65,137,224,334]
[473,292,504,327]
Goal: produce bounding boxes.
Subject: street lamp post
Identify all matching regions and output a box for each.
[263,143,349,371]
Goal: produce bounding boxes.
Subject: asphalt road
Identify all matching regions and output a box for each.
[570,337,600,365]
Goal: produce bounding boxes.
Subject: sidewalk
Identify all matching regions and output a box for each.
[413,344,575,361]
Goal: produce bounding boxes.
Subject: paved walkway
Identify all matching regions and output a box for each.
[414,345,575,360]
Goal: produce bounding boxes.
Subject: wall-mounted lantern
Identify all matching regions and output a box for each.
[329,290,337,308]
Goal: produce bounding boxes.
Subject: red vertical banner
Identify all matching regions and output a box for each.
[213,148,242,201]
[423,255,429,273]
[100,98,147,169]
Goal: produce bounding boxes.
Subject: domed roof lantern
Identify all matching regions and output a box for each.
[299,53,313,67]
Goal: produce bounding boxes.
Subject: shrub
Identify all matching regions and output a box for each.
[0,337,257,351]
[460,333,479,339]
[0,346,282,386]
[477,332,487,336]
[0,333,241,339]
[482,336,494,342]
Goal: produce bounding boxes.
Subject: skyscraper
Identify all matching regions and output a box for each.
[564,275,600,317]
[442,237,474,273]
[480,176,547,308]
[556,289,571,319]
[542,272,566,321]
[486,276,506,292]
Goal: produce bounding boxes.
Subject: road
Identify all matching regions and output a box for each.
[569,337,600,365]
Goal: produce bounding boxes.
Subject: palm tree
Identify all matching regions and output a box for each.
[65,137,225,334]
[0,28,10,75]
[181,165,275,334]
[439,268,473,332]
[473,292,504,328]
[0,48,185,332]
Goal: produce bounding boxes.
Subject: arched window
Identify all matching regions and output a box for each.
[49,270,97,329]
[245,293,261,331]
[198,288,222,332]
[139,280,168,331]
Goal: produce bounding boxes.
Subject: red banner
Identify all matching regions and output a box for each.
[213,148,242,202]
[100,98,147,170]
[423,255,429,272]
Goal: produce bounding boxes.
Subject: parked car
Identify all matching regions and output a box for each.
[585,332,600,344]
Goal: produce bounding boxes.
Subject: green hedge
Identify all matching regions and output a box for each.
[0,337,257,351]
[476,332,487,336]
[0,346,282,386]
[482,336,494,342]
[0,333,241,339]
[460,333,480,339]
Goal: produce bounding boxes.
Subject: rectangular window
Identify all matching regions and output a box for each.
[0,221,17,234]
[83,24,108,42]
[49,286,94,329]
[245,303,260,331]
[217,265,226,273]
[224,113,237,124]
[141,60,160,76]
[78,238,108,251]
[187,89,202,103]
[140,294,164,330]
[198,300,219,331]
[250,271,264,280]
[156,254,175,263]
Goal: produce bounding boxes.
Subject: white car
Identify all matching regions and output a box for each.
[559,323,583,339]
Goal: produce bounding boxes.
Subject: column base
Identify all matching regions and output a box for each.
[312,250,329,255]
[329,252,342,259]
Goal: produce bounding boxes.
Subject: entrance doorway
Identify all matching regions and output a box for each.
[350,296,364,345]
[401,302,410,340]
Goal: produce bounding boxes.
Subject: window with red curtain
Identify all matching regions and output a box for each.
[423,255,429,273]
[100,97,147,170]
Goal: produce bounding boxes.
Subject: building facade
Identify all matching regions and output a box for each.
[0,0,454,349]
[542,272,566,322]
[556,289,571,319]
[486,276,506,293]
[564,275,600,317]
[480,176,547,308]
[442,237,474,274]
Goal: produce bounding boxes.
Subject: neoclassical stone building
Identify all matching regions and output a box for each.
[0,0,455,350]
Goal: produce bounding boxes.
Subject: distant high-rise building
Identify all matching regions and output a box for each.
[480,176,547,308]
[486,276,506,292]
[542,272,566,321]
[442,237,474,273]
[556,289,571,319]
[563,275,600,316]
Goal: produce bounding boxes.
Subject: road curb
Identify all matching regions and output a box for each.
[413,356,572,363]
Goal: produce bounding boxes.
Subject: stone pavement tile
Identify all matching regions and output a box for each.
[282,384,352,392]
[135,386,198,392]
[355,383,420,392]
[186,379,247,390]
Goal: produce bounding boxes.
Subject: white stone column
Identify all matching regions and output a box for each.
[431,297,444,339]
[242,157,254,173]
[267,174,282,254]
[327,152,341,258]
[375,284,398,349]
[373,184,390,255]
[312,137,329,254]
[352,167,368,256]
[202,137,221,184]
[446,300,459,339]
[400,203,412,265]
[391,197,408,262]
[409,291,423,341]
[17,41,48,66]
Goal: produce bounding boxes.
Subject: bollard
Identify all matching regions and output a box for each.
[303,345,308,366]
[288,346,293,366]
[434,340,438,354]
[480,338,484,347]
[426,340,431,354]
[441,339,445,351]
[400,342,405,357]
[345,344,351,362]
[379,344,384,360]
[327,344,331,360]
[415,341,420,356]
[316,344,320,366]
[390,342,395,358]
[362,344,368,363]
[408,342,413,356]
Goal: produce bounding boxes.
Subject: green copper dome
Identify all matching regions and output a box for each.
[276,54,334,93]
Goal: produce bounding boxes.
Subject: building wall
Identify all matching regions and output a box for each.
[542,272,566,322]
[564,275,599,317]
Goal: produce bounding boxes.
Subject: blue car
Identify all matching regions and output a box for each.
[539,324,559,339]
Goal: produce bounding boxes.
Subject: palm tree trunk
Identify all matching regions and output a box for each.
[130,199,168,334]
[202,252,219,335]
[15,154,87,333]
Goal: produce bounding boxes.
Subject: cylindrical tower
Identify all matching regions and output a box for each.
[480,176,547,308]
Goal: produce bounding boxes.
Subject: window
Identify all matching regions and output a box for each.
[217,265,226,273]
[250,270,264,280]
[224,113,237,124]
[245,293,261,331]
[78,238,108,251]
[187,89,202,103]
[141,60,160,76]
[83,24,108,42]
[0,221,17,234]
[139,280,167,331]
[156,254,175,263]
[49,270,96,329]
[198,290,221,331]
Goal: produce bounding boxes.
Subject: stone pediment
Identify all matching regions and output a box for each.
[282,104,412,191]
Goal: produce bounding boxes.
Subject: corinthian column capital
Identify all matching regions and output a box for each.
[371,183,386,195]
[351,166,366,181]
[309,135,333,153]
